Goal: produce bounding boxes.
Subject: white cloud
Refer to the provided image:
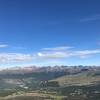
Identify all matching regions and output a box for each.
[73,50,100,58]
[0,44,8,48]
[42,46,73,51]
[36,49,100,60]
[0,53,33,63]
[0,46,100,64]
[37,51,68,59]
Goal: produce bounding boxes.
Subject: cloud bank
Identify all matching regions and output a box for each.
[0,46,100,64]
[0,53,33,63]
[37,48,100,59]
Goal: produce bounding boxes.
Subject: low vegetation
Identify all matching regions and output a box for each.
[0,67,100,100]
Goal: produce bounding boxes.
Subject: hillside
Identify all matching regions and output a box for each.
[0,66,100,90]
[51,71,100,86]
[0,66,100,100]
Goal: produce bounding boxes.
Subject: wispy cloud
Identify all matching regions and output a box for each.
[80,14,100,22]
[0,53,33,63]
[42,46,73,51]
[37,52,68,59]
[37,47,100,60]
[72,50,100,58]
[0,44,8,48]
[0,46,100,64]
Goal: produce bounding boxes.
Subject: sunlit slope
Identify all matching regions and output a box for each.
[52,71,100,86]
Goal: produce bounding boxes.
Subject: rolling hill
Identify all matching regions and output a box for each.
[51,70,100,86]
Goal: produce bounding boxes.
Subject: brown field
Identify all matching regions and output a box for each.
[51,71,100,86]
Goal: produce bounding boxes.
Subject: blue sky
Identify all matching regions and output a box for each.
[0,0,100,68]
